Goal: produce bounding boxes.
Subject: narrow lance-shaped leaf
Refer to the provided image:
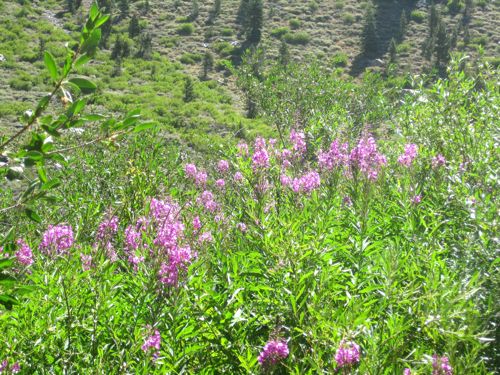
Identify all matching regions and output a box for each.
[44,52,58,81]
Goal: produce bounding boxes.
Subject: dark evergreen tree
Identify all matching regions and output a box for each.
[389,37,397,64]
[362,5,378,57]
[118,0,129,16]
[237,0,250,24]
[245,0,263,45]
[136,33,153,60]
[97,0,113,47]
[429,3,439,38]
[201,52,214,80]
[183,76,195,103]
[279,40,290,67]
[435,20,450,69]
[129,15,141,38]
[464,0,473,24]
[206,0,221,25]
[398,9,407,41]
[188,0,199,21]
[67,0,82,13]
[112,35,131,60]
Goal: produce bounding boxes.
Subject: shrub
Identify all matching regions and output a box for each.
[410,10,426,23]
[220,27,233,36]
[342,13,355,24]
[331,52,348,67]
[177,23,195,35]
[289,18,301,29]
[396,42,411,53]
[283,31,310,45]
[180,52,203,65]
[270,26,290,38]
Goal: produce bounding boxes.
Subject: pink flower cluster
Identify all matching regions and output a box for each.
[282,171,321,194]
[217,159,229,173]
[257,340,289,366]
[39,224,74,255]
[318,140,349,171]
[142,329,161,361]
[15,239,33,266]
[335,340,360,369]
[432,154,446,168]
[252,137,270,170]
[97,216,119,241]
[398,143,418,167]
[184,163,208,187]
[290,129,306,156]
[432,355,453,375]
[0,359,20,374]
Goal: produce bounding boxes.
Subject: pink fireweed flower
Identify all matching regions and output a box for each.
[233,171,244,183]
[432,355,453,375]
[217,160,229,173]
[184,163,197,178]
[254,137,266,150]
[97,216,119,241]
[198,231,213,244]
[192,216,201,231]
[287,171,321,194]
[398,143,418,167]
[39,224,74,255]
[237,142,249,157]
[404,369,411,375]
[0,360,7,372]
[349,137,387,181]
[236,222,247,233]
[158,246,195,286]
[411,195,422,205]
[195,171,208,187]
[290,129,306,156]
[11,363,20,374]
[280,174,292,187]
[15,239,33,266]
[432,154,446,168]
[80,253,93,271]
[318,140,349,171]
[142,329,161,361]
[215,179,226,190]
[258,340,289,366]
[252,149,270,169]
[128,254,145,272]
[124,225,141,252]
[335,340,360,369]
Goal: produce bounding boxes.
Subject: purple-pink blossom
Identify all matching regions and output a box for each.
[318,140,349,171]
[258,340,289,366]
[411,195,422,205]
[432,154,446,168]
[15,239,33,266]
[142,329,161,361]
[192,216,201,231]
[237,142,249,157]
[236,222,247,232]
[290,129,306,156]
[80,253,93,271]
[215,179,226,190]
[39,224,74,255]
[404,369,411,375]
[184,163,197,178]
[349,137,387,181]
[233,171,243,183]
[252,149,270,169]
[432,355,453,375]
[335,340,360,369]
[97,216,119,241]
[217,160,229,173]
[398,143,418,167]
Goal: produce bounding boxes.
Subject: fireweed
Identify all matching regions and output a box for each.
[257,339,289,367]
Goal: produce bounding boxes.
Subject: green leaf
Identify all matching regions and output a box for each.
[74,54,91,68]
[44,52,58,81]
[25,151,43,161]
[68,78,97,94]
[0,259,14,270]
[89,3,99,21]
[37,165,47,183]
[24,208,42,223]
[41,178,61,191]
[81,28,101,57]
[94,15,110,29]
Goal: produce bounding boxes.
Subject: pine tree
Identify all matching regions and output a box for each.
[237,0,250,25]
[398,9,407,41]
[362,5,378,57]
[206,0,221,25]
[136,33,153,60]
[435,20,450,69]
[464,0,473,24]
[67,0,82,13]
[429,3,439,38]
[129,15,141,38]
[279,40,290,67]
[389,37,397,64]
[188,0,199,22]
[245,0,263,45]
[183,77,195,103]
[202,52,214,80]
[97,0,113,47]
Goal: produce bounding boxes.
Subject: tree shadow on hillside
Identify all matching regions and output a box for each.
[349,0,419,76]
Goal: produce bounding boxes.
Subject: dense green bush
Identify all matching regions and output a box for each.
[176,22,195,35]
[283,31,310,45]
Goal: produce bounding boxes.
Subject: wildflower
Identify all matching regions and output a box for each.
[290,129,306,156]
[15,239,33,266]
[39,224,74,255]
[124,225,141,252]
[0,360,7,372]
[432,355,453,375]
[199,231,213,244]
[318,140,349,171]
[349,137,387,180]
[215,179,225,190]
[335,340,360,369]
[236,222,247,233]
[398,143,418,167]
[142,329,161,361]
[258,340,289,366]
[252,149,270,169]
[287,171,321,194]
[432,154,446,168]
[192,216,201,231]
[97,216,119,241]
[11,363,20,374]
[404,369,411,375]
[195,171,208,187]
[411,195,422,205]
[184,163,197,178]
[280,174,292,188]
[237,142,249,157]
[158,246,195,286]
[343,196,353,206]
[217,160,229,173]
[127,254,145,272]
[80,253,93,271]
[234,171,244,183]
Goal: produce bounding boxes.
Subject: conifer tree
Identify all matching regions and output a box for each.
[362,5,378,57]
[129,15,141,38]
[398,9,407,41]
[136,33,153,60]
[183,77,195,103]
[245,0,263,45]
[389,37,397,64]
[279,40,290,67]
[188,0,199,22]
[237,0,250,24]
[202,52,214,80]
[67,0,82,13]
[206,0,221,25]
[435,20,450,69]
[97,0,113,47]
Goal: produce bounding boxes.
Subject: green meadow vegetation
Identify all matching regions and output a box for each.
[0,0,499,374]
